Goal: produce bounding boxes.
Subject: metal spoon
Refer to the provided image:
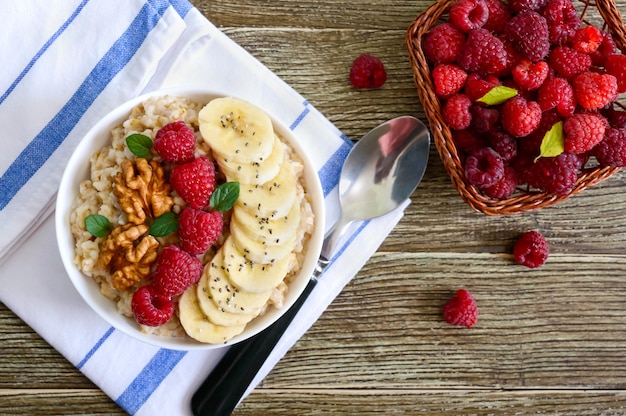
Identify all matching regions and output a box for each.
[191,116,431,416]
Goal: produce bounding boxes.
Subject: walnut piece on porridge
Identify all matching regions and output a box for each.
[113,158,174,225]
[97,223,159,291]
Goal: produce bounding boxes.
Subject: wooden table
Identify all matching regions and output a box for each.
[4,0,626,414]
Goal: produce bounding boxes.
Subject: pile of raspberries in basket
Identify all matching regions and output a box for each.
[423,0,626,199]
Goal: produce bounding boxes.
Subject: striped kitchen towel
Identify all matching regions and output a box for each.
[0,1,409,414]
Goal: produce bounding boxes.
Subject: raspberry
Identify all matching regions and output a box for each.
[464,73,500,102]
[510,154,536,184]
[591,127,626,167]
[442,289,478,328]
[449,0,489,32]
[573,71,618,111]
[512,59,549,91]
[527,152,580,195]
[470,105,499,134]
[602,107,626,129]
[563,113,607,154]
[432,64,467,99]
[178,208,223,255]
[349,54,387,89]
[548,46,592,80]
[537,77,575,118]
[153,245,203,297]
[457,28,508,75]
[483,165,519,199]
[170,156,216,209]
[513,230,549,268]
[153,121,196,163]
[590,31,617,66]
[131,285,175,327]
[604,54,626,94]
[442,94,472,130]
[464,147,505,188]
[501,96,542,137]
[509,0,549,13]
[482,0,511,33]
[423,23,466,65]
[488,129,517,162]
[453,129,488,154]
[572,26,603,54]
[503,11,550,62]
[542,0,580,44]
[519,110,561,156]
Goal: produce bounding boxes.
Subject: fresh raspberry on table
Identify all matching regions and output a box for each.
[464,73,500,102]
[513,230,549,268]
[432,64,468,99]
[453,129,488,155]
[573,71,618,110]
[349,54,387,89]
[153,120,196,163]
[542,0,580,44]
[548,46,592,80]
[591,127,626,167]
[590,31,617,66]
[512,59,549,91]
[449,0,489,32]
[170,156,217,209]
[442,289,479,328]
[571,26,603,54]
[153,245,203,297]
[563,113,607,154]
[509,0,549,13]
[604,54,626,94]
[442,93,472,130]
[503,11,550,62]
[470,105,499,134]
[423,23,466,65]
[464,147,505,188]
[501,96,542,137]
[457,28,509,75]
[488,129,517,162]
[527,152,581,195]
[131,284,175,327]
[537,76,575,118]
[483,165,519,199]
[482,0,511,33]
[178,208,223,255]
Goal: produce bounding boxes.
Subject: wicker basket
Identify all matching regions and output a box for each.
[406,0,626,215]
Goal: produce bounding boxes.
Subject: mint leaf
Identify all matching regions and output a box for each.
[536,121,565,162]
[126,133,153,158]
[149,211,178,237]
[210,182,240,212]
[85,214,112,238]
[477,86,518,106]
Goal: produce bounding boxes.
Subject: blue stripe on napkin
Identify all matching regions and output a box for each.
[0,1,168,210]
[76,327,115,370]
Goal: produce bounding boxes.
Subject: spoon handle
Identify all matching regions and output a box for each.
[191,277,318,416]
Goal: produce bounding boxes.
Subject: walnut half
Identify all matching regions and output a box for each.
[97,223,159,291]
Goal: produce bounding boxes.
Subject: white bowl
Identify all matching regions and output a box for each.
[55,88,325,350]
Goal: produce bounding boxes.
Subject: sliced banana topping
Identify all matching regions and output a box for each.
[215,134,285,185]
[231,195,301,246]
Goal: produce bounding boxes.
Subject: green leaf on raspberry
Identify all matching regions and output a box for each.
[210,182,240,212]
[536,121,565,162]
[149,211,178,237]
[85,214,112,238]
[477,86,518,106]
[126,133,153,158]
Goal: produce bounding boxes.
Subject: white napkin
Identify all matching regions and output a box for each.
[0,1,410,414]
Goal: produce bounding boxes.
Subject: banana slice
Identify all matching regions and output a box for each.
[231,195,301,246]
[236,160,298,219]
[178,287,246,344]
[204,249,273,315]
[215,134,285,185]
[222,236,296,293]
[230,218,297,264]
[199,97,275,164]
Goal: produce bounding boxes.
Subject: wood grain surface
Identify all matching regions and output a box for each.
[3,0,626,414]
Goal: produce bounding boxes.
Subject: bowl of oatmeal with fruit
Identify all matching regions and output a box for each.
[55,88,325,350]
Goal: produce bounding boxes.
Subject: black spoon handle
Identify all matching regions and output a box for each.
[191,278,318,416]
